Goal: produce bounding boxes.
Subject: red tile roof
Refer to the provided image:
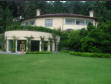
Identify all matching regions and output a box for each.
[22,13,97,21]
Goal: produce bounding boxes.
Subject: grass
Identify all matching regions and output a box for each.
[0,53,111,84]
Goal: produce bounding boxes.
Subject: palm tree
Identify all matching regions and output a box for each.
[12,36,17,52]
[0,34,6,51]
[48,37,53,52]
[40,36,45,51]
[25,36,33,51]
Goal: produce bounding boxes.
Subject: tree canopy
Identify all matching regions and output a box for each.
[0,1,111,33]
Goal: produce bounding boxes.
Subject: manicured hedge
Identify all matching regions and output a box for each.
[26,51,52,54]
[69,51,111,58]
[6,25,60,35]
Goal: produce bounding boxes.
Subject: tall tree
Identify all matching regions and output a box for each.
[53,1,64,13]
[0,6,4,33]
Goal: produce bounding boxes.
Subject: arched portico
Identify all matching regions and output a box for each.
[5,31,60,53]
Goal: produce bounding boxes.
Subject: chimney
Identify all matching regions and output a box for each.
[89,10,94,17]
[36,9,41,16]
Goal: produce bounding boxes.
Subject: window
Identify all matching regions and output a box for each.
[45,19,52,27]
[22,20,35,26]
[86,20,93,25]
[76,19,85,25]
[21,23,26,26]
[30,20,35,25]
[65,18,75,25]
[21,22,28,26]
[25,22,29,25]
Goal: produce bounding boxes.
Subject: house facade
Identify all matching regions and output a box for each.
[5,9,97,53]
[21,9,97,30]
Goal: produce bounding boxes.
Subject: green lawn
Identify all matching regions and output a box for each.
[0,53,111,84]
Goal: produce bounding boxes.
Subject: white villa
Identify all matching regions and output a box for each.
[5,9,98,53]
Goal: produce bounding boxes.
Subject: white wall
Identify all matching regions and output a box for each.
[22,17,97,30]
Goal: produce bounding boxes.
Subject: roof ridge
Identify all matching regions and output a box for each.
[40,13,89,17]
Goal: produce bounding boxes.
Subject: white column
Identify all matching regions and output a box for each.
[56,42,59,52]
[48,41,50,51]
[6,39,9,52]
[39,41,42,52]
[16,40,17,53]
[52,41,55,52]
[56,42,57,52]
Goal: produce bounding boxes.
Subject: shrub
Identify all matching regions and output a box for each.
[11,36,16,52]
[2,47,6,51]
[69,51,111,58]
[6,25,60,35]
[26,51,52,54]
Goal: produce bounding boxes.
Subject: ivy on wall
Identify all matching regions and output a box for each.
[6,25,61,35]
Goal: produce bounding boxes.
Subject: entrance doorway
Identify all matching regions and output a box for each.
[8,40,13,51]
[44,41,48,51]
[17,40,26,52]
[31,40,40,51]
